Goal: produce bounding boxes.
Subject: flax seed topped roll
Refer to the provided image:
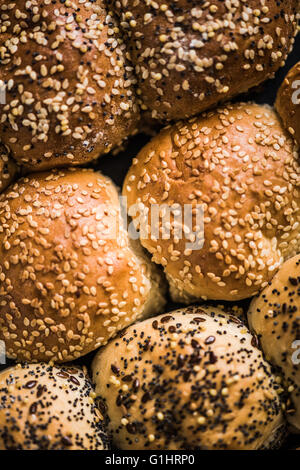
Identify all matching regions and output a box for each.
[0,0,140,170]
[0,142,17,193]
[113,0,298,121]
[123,102,300,302]
[0,363,109,450]
[92,305,284,450]
[247,254,300,432]
[276,61,300,146]
[0,168,166,362]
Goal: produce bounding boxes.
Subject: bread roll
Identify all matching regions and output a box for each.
[276,61,300,145]
[123,102,300,302]
[92,305,284,450]
[0,143,17,192]
[248,254,300,432]
[113,0,299,121]
[0,0,140,170]
[0,168,166,362]
[0,363,109,450]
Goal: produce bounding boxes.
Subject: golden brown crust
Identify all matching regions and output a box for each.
[0,142,17,192]
[247,255,300,431]
[123,102,300,302]
[0,168,166,362]
[276,61,300,145]
[92,305,284,450]
[0,0,140,170]
[0,363,109,450]
[113,0,299,121]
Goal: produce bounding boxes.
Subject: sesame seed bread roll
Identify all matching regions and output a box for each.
[0,168,166,363]
[0,143,17,193]
[0,0,140,170]
[0,363,109,450]
[276,61,300,146]
[247,254,300,432]
[123,102,300,302]
[92,305,285,450]
[113,0,298,121]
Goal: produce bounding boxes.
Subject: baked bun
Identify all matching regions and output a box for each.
[0,363,109,450]
[92,305,284,450]
[0,168,166,362]
[123,102,300,302]
[276,61,300,145]
[0,0,140,171]
[247,254,300,432]
[113,0,298,121]
[0,143,17,192]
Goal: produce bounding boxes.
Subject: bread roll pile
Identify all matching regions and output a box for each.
[0,0,299,452]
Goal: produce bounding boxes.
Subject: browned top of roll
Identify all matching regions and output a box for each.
[276,61,300,146]
[0,0,140,170]
[113,0,298,121]
[123,102,300,302]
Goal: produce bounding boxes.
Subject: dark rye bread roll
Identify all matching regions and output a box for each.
[92,305,285,450]
[0,0,140,170]
[0,363,109,450]
[0,142,17,193]
[123,102,300,302]
[0,168,166,362]
[247,254,300,432]
[112,0,299,121]
[276,61,300,146]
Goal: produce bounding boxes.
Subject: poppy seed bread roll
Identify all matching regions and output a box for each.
[0,168,166,362]
[92,305,285,450]
[0,363,109,450]
[112,0,299,121]
[0,0,140,170]
[247,254,300,432]
[123,102,300,302]
[276,61,300,146]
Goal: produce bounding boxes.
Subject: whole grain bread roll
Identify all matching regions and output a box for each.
[0,168,166,362]
[0,363,109,450]
[123,102,300,302]
[248,254,300,432]
[276,61,300,146]
[113,0,299,121]
[92,305,285,450]
[0,0,140,170]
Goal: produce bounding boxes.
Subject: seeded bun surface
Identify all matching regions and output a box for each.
[0,143,17,193]
[248,254,300,432]
[0,0,140,170]
[92,305,284,450]
[113,0,298,121]
[0,363,109,450]
[276,61,300,145]
[0,168,166,362]
[123,102,300,302]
